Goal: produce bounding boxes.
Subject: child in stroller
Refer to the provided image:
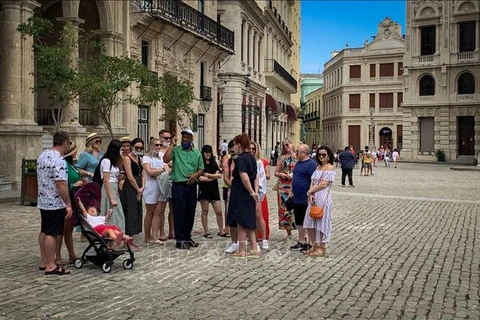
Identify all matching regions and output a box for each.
[73,182,135,273]
[77,198,137,248]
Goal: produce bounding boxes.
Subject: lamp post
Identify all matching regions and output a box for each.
[369,106,375,149]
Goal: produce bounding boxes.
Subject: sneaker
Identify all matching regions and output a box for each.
[225,242,238,254]
[290,242,303,251]
[262,240,269,250]
[349,185,355,188]
[257,243,261,252]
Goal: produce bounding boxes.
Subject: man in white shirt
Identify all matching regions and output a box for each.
[37,131,73,275]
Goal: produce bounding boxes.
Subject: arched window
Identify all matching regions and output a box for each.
[419,75,435,96]
[458,73,475,94]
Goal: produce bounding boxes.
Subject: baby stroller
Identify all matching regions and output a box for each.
[72,182,135,273]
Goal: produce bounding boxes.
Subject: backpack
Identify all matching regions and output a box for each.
[92,159,112,188]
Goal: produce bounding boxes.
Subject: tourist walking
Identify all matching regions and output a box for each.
[76,133,103,180]
[338,146,355,187]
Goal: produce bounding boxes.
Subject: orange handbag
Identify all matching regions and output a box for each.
[309,205,324,219]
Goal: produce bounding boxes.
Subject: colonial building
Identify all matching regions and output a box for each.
[402,0,480,162]
[217,0,300,155]
[323,17,405,152]
[0,0,234,188]
[300,73,323,143]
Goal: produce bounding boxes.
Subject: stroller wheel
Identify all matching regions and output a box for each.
[74,258,83,269]
[123,259,133,270]
[102,262,112,273]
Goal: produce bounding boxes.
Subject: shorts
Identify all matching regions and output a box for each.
[292,203,307,226]
[40,208,66,236]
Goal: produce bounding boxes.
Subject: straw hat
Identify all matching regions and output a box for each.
[120,136,131,143]
[64,141,79,158]
[85,133,101,145]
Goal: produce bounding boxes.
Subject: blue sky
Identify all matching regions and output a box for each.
[300,0,406,73]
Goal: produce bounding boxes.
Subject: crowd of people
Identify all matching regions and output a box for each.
[37,130,339,274]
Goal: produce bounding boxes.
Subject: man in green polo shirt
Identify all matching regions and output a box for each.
[163,129,204,249]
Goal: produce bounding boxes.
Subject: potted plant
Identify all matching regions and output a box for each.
[435,149,446,162]
[21,159,38,205]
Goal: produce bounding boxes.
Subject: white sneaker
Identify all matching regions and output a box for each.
[262,240,269,250]
[225,242,238,254]
[257,243,261,252]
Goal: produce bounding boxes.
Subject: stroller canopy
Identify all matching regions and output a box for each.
[74,182,101,209]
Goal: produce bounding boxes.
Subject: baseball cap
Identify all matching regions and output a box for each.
[181,129,194,136]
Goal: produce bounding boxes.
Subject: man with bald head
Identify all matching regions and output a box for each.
[290,143,317,252]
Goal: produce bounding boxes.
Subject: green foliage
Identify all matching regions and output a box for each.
[18,17,78,130]
[435,149,445,162]
[19,16,197,137]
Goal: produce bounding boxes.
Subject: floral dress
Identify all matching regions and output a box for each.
[304,169,336,243]
[277,155,297,230]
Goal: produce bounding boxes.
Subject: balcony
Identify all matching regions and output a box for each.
[418,55,434,63]
[138,0,234,53]
[264,59,297,93]
[265,0,292,44]
[36,108,98,126]
[200,85,212,101]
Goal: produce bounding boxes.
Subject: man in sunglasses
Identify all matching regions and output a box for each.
[163,129,204,250]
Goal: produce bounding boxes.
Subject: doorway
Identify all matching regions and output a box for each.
[379,127,393,149]
[458,116,475,155]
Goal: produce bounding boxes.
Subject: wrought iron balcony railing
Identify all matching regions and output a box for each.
[138,0,234,52]
[265,59,297,90]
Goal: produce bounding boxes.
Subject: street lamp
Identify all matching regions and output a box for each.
[369,106,375,148]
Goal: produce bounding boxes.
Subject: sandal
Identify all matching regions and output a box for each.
[45,265,71,275]
[158,237,168,242]
[230,251,247,258]
[54,258,64,267]
[203,233,213,239]
[308,250,326,258]
[38,266,46,271]
[246,251,261,259]
[217,232,230,237]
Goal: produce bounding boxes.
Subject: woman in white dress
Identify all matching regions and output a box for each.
[142,138,170,243]
[304,145,336,257]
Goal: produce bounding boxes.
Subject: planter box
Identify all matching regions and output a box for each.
[21,159,38,205]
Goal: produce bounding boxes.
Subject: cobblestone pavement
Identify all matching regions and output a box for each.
[0,163,479,319]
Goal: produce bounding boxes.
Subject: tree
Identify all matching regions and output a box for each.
[139,73,196,130]
[18,17,78,130]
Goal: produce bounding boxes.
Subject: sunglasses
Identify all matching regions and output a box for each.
[283,144,290,148]
[154,144,162,147]
[94,140,102,144]
[162,136,172,140]
[134,146,144,151]
[318,153,328,157]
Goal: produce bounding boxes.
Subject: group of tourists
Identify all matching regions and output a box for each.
[37,130,336,274]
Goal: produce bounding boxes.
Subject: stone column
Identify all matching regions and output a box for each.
[0,0,40,125]
[248,25,254,68]
[258,37,263,72]
[56,17,84,127]
[252,31,257,71]
[242,21,248,63]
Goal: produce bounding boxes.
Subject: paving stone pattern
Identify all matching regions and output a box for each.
[0,163,479,319]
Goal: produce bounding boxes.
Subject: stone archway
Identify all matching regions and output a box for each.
[379,127,393,150]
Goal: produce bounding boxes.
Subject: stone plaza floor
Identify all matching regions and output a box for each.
[0,162,479,319]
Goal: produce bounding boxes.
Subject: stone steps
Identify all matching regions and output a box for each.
[455,156,477,165]
[0,175,14,192]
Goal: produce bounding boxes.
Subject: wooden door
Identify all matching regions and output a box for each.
[458,116,475,155]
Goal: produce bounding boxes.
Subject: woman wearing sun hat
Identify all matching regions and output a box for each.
[76,133,104,181]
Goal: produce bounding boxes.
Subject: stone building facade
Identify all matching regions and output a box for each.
[0,0,234,187]
[402,0,480,161]
[304,87,323,146]
[217,0,300,155]
[322,17,405,153]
